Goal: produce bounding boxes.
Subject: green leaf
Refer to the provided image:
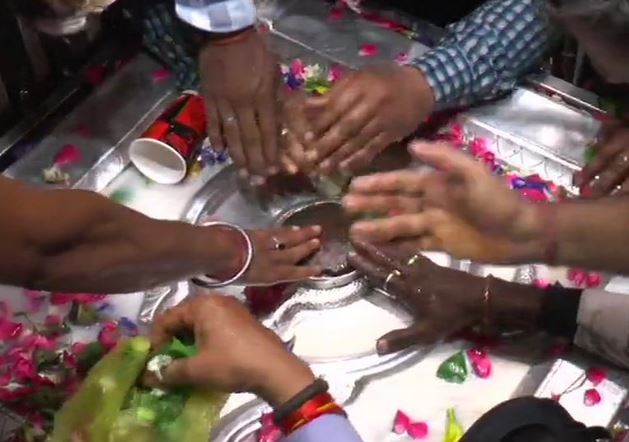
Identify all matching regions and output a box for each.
[437,351,469,384]
[444,408,464,442]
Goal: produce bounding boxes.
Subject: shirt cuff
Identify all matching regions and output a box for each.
[175,0,256,33]
[407,46,472,109]
[539,285,582,340]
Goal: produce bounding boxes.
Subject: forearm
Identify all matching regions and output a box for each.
[0,182,241,293]
[516,197,629,274]
[408,0,558,108]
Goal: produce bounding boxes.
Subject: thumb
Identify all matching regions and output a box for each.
[409,141,481,181]
[376,323,438,355]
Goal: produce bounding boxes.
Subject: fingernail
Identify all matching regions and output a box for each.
[348,251,357,259]
[305,131,314,142]
[239,169,249,179]
[291,225,301,231]
[310,239,320,246]
[287,164,298,174]
[250,175,266,186]
[376,339,389,355]
[313,225,322,233]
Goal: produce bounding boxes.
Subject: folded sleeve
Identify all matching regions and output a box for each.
[175,0,256,33]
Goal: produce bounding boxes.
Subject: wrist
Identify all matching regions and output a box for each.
[489,277,545,329]
[257,358,316,407]
[401,66,436,113]
[199,225,247,280]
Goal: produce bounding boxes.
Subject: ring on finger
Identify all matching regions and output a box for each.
[224,116,236,124]
[383,269,402,292]
[281,128,289,137]
[406,254,421,267]
[272,236,286,250]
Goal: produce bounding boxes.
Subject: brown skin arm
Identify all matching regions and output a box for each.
[0,176,242,293]
[515,196,629,274]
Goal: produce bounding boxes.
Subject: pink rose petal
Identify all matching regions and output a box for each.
[568,269,588,288]
[98,321,121,350]
[550,393,561,402]
[534,279,551,288]
[23,289,46,313]
[0,321,23,341]
[328,3,346,21]
[586,367,607,386]
[467,348,492,378]
[407,422,429,439]
[394,52,409,64]
[584,388,602,406]
[328,64,344,82]
[393,410,411,434]
[586,273,602,288]
[54,144,82,167]
[358,43,379,57]
[152,68,172,82]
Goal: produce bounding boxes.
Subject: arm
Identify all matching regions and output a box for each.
[493,278,629,369]
[0,176,242,293]
[410,0,559,108]
[283,414,363,442]
[514,197,629,274]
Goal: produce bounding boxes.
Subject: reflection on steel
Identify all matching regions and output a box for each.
[4,54,177,193]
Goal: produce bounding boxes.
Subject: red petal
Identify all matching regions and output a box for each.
[586,273,602,288]
[358,43,379,57]
[407,422,429,439]
[550,393,561,402]
[392,410,410,434]
[328,4,346,21]
[467,348,492,378]
[53,144,82,167]
[584,388,602,406]
[586,367,607,386]
[152,68,172,82]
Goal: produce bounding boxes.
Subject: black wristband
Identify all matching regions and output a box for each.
[273,378,329,425]
[539,285,583,340]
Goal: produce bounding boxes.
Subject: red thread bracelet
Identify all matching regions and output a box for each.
[279,392,346,435]
[538,203,559,266]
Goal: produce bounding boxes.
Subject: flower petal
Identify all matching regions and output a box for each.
[407,422,429,439]
[586,367,607,386]
[584,388,602,407]
[358,43,379,57]
[392,410,410,434]
[54,144,82,167]
[467,348,492,379]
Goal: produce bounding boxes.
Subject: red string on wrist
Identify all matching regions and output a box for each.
[539,204,559,266]
[278,392,346,435]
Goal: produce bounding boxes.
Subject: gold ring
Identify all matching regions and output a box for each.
[406,254,421,266]
[383,269,402,292]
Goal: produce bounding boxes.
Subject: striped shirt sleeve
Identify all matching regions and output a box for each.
[409,0,560,108]
[175,0,256,33]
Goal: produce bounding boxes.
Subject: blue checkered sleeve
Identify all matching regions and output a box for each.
[410,0,559,108]
[175,0,256,33]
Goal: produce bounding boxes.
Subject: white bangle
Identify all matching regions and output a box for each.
[191,221,254,288]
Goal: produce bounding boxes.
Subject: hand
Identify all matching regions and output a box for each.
[577,122,629,196]
[199,29,282,180]
[348,240,544,354]
[344,142,541,262]
[348,240,486,354]
[244,226,322,285]
[299,65,434,175]
[279,91,313,175]
[150,295,315,406]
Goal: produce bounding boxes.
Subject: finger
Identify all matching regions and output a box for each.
[272,264,322,282]
[349,169,432,195]
[340,132,391,173]
[347,249,394,286]
[205,100,224,151]
[310,103,376,171]
[150,304,193,350]
[350,214,432,243]
[318,118,381,174]
[273,238,321,264]
[410,141,483,181]
[237,107,266,177]
[589,151,629,196]
[283,130,309,174]
[272,225,322,248]
[218,101,246,172]
[581,142,627,188]
[160,354,216,388]
[376,322,441,355]
[306,82,363,137]
[343,194,424,215]
[256,98,280,175]
[350,238,406,270]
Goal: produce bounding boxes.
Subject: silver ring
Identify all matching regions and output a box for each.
[272,236,285,250]
[191,221,254,288]
[406,254,421,266]
[383,269,402,292]
[224,116,236,124]
[281,128,289,137]
[620,154,629,164]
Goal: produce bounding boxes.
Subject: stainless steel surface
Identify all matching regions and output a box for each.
[5,54,177,192]
[0,78,9,120]
[266,0,431,69]
[459,88,601,192]
[525,72,603,114]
